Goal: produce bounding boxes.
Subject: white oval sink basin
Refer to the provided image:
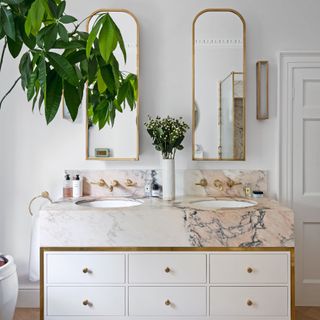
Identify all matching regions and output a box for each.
[190,199,257,209]
[76,198,143,209]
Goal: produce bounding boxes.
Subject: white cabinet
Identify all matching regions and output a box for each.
[210,252,289,284]
[210,286,288,317]
[129,253,207,283]
[42,249,293,320]
[129,287,207,316]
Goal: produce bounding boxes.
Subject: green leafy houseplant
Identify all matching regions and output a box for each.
[145,116,189,159]
[0,0,137,128]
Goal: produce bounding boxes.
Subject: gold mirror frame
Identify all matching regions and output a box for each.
[192,9,246,161]
[85,9,140,161]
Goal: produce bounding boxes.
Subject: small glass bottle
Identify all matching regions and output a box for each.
[63,174,73,198]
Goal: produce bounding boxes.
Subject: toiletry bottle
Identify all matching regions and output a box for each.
[63,174,73,198]
[152,183,160,197]
[72,174,83,198]
[144,181,152,197]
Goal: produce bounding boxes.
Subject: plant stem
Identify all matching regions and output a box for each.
[0,39,8,73]
[0,76,21,109]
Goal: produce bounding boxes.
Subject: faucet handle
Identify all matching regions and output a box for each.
[195,178,208,187]
[111,180,119,187]
[90,179,107,187]
[125,179,137,187]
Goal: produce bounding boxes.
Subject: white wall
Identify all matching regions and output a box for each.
[1,0,320,303]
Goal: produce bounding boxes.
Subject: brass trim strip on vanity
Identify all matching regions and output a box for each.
[40,246,295,320]
[192,8,246,161]
[85,9,140,161]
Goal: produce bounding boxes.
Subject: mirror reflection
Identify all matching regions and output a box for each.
[193,9,246,160]
[86,10,139,160]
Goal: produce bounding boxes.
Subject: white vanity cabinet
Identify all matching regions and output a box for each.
[41,248,294,320]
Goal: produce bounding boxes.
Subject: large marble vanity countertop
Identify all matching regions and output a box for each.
[38,196,294,248]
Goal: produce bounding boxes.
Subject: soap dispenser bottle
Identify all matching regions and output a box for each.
[72,174,83,198]
[63,174,73,198]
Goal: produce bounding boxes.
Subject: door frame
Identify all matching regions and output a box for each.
[278,51,320,206]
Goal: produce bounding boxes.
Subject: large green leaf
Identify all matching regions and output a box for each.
[1,7,16,40]
[37,54,47,95]
[85,15,105,58]
[45,69,62,124]
[27,69,38,101]
[109,16,126,62]
[7,36,22,58]
[57,1,66,18]
[97,68,107,93]
[109,54,120,89]
[18,16,36,49]
[58,23,68,42]
[99,14,117,63]
[19,52,32,90]
[63,81,81,121]
[43,24,58,50]
[47,0,58,18]
[117,81,129,106]
[25,0,45,36]
[66,49,86,64]
[88,57,97,84]
[46,52,78,86]
[60,15,77,24]
[100,64,115,93]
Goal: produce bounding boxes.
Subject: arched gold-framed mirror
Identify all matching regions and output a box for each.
[85,9,140,161]
[192,9,246,161]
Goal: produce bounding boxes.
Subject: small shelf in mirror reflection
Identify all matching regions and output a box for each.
[256,61,269,120]
[85,9,140,161]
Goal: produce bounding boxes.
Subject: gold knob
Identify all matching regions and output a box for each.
[247,267,253,273]
[247,299,253,306]
[165,299,171,306]
[83,267,89,274]
[195,179,208,187]
[83,300,89,306]
[165,267,171,273]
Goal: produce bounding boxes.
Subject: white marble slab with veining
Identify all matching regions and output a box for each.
[38,196,294,248]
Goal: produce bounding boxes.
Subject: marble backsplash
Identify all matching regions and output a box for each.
[66,169,267,198]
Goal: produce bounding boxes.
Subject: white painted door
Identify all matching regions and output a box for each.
[293,66,320,306]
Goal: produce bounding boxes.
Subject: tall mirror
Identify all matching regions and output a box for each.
[86,10,139,160]
[192,9,246,160]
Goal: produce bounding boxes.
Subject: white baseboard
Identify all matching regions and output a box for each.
[17,288,40,308]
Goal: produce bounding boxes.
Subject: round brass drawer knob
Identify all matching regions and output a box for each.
[83,267,89,274]
[165,299,171,306]
[247,299,253,306]
[83,300,89,306]
[165,267,171,273]
[247,267,253,273]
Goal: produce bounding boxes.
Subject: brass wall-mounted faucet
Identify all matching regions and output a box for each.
[90,179,119,192]
[213,179,223,191]
[226,178,242,188]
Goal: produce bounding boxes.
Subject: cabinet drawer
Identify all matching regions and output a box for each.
[47,286,125,316]
[46,253,125,284]
[129,286,206,316]
[210,286,288,317]
[128,253,206,283]
[210,253,288,284]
